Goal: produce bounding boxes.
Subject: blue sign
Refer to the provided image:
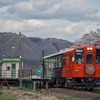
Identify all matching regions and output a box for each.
[36,72,42,76]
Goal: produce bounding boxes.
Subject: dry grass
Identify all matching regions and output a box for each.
[0,87,86,100]
[1,87,58,100]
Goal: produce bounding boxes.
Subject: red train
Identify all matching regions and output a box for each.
[43,46,100,90]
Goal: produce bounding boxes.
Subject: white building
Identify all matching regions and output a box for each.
[0,58,20,78]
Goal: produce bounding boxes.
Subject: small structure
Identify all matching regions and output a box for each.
[0,58,20,78]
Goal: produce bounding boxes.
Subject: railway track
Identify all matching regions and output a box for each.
[48,87,100,100]
[64,86,100,94]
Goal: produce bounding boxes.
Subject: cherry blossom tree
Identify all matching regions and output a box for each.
[74,28,100,47]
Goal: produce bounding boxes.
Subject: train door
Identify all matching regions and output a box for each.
[69,53,73,78]
[64,52,73,78]
[11,64,16,78]
[95,49,100,77]
[74,48,84,77]
[85,52,95,76]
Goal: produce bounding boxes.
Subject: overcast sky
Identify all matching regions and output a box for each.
[0,0,100,41]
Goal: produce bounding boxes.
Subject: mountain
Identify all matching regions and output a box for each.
[0,33,73,68]
[30,37,73,56]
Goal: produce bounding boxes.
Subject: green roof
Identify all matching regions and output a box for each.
[0,58,20,63]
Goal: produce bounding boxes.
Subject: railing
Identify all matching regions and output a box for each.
[0,68,40,79]
[0,70,19,78]
[22,68,40,79]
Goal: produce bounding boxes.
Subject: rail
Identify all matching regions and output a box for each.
[22,68,40,79]
[0,70,19,78]
[0,68,40,79]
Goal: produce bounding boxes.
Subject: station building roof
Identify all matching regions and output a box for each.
[0,58,20,63]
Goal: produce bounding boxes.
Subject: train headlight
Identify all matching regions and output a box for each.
[87,47,93,50]
[75,70,79,73]
[85,65,95,75]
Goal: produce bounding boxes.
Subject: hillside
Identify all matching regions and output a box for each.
[30,37,73,56]
[0,33,73,68]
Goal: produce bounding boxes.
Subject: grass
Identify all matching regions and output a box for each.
[0,87,86,100]
[40,90,86,100]
[0,91,18,100]
[0,91,3,95]
[0,66,2,70]
[54,94,86,100]
[18,87,87,100]
[40,90,49,94]
[19,87,33,92]
[40,90,50,96]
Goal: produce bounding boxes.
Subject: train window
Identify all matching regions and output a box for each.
[70,55,72,63]
[44,54,66,69]
[56,57,59,68]
[54,57,56,68]
[87,54,93,64]
[55,57,57,68]
[48,58,54,69]
[96,49,100,64]
[56,57,58,68]
[75,49,84,64]
[59,56,61,67]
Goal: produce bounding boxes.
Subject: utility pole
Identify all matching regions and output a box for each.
[19,32,22,88]
[42,50,45,79]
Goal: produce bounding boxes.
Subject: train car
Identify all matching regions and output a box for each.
[43,46,100,90]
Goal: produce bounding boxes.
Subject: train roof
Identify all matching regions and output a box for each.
[44,48,74,58]
[44,46,100,59]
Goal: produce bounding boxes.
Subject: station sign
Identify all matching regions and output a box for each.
[36,68,42,76]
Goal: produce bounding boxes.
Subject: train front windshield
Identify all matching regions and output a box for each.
[75,49,84,64]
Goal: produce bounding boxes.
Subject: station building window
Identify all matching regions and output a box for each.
[7,66,10,70]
